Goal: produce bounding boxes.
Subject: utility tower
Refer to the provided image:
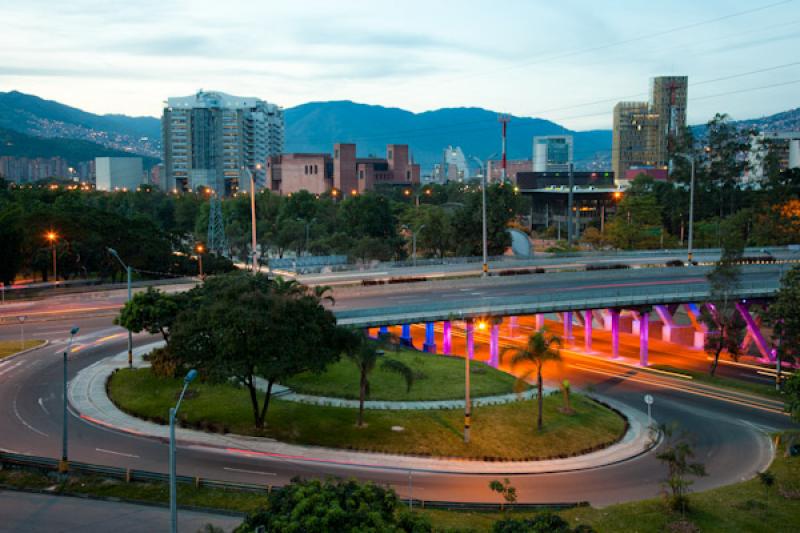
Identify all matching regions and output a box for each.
[498,114,511,181]
[207,195,228,256]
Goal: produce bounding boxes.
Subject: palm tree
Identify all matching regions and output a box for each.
[270,276,335,306]
[500,328,562,431]
[347,339,414,427]
[311,284,335,306]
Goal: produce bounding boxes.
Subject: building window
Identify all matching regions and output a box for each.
[388,149,393,159]
[335,149,339,159]
[359,170,364,180]
[314,164,318,174]
[406,170,411,181]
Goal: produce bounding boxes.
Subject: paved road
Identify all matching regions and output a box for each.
[0,312,795,508]
[0,490,242,532]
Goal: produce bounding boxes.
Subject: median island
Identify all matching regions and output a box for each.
[110,273,626,461]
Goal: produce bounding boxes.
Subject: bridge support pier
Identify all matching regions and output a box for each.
[563,311,574,341]
[400,324,413,347]
[379,325,389,337]
[535,314,545,330]
[423,322,437,353]
[466,319,475,360]
[490,322,500,367]
[508,316,518,337]
[639,310,649,366]
[685,303,708,350]
[442,321,452,354]
[610,309,620,358]
[735,302,772,361]
[584,310,593,352]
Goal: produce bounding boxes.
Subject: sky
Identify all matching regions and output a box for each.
[1,0,798,130]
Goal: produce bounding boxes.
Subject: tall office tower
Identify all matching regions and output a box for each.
[611,76,687,183]
[162,91,284,195]
[533,135,573,172]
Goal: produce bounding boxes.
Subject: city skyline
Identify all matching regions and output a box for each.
[1,0,799,130]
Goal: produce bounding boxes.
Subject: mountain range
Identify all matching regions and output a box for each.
[0,90,797,174]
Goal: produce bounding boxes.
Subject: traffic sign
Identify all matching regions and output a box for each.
[644,394,654,405]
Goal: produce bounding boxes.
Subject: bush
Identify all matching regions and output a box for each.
[492,512,594,533]
[148,346,182,378]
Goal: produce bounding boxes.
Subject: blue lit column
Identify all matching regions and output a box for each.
[379,325,389,337]
[423,322,437,353]
[400,324,413,347]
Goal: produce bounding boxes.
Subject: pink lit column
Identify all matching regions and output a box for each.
[466,319,475,360]
[489,322,500,367]
[610,309,620,358]
[584,310,593,352]
[442,321,452,354]
[509,316,518,336]
[535,314,545,330]
[639,310,649,366]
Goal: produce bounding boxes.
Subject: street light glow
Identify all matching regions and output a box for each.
[45,231,57,242]
[477,320,487,331]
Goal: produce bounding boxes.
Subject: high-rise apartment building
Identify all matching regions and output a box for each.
[162,90,284,195]
[533,135,573,172]
[612,76,688,183]
[95,157,144,191]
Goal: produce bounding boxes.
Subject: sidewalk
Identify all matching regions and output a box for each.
[68,344,657,475]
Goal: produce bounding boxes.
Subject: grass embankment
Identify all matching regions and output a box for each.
[109,368,625,461]
[422,433,800,532]
[0,339,45,359]
[649,364,785,401]
[283,350,522,401]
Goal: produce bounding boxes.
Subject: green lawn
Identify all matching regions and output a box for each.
[421,433,800,532]
[649,364,785,401]
[282,350,521,401]
[0,339,45,359]
[109,368,625,461]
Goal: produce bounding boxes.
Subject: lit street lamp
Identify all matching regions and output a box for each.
[107,248,133,368]
[45,231,58,283]
[244,163,264,272]
[170,368,198,533]
[59,325,80,473]
[195,243,205,279]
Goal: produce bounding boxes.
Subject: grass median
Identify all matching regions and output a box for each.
[108,367,625,461]
[283,350,522,401]
[0,339,45,359]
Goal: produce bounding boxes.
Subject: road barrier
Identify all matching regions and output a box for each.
[0,452,588,511]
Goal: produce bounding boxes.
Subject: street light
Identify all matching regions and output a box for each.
[45,231,58,283]
[481,173,489,277]
[107,247,133,368]
[244,163,264,272]
[170,368,198,533]
[402,224,426,267]
[195,243,205,279]
[674,153,696,264]
[59,325,80,473]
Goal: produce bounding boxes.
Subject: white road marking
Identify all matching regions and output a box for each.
[12,395,48,438]
[0,361,24,377]
[95,448,139,459]
[37,397,49,415]
[223,467,277,476]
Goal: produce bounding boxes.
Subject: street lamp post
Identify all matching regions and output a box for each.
[245,164,263,272]
[46,231,58,283]
[107,248,133,368]
[170,368,198,533]
[674,153,696,264]
[195,244,205,279]
[481,173,488,277]
[59,325,80,473]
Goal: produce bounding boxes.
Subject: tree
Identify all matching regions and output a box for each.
[235,478,431,533]
[489,478,517,511]
[500,328,562,430]
[169,272,346,429]
[452,183,519,256]
[702,226,745,376]
[492,512,593,533]
[758,471,775,504]
[0,205,24,285]
[783,372,800,422]
[346,336,414,427]
[115,287,184,343]
[765,265,800,388]
[651,423,707,515]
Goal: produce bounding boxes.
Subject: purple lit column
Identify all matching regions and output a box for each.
[735,301,773,361]
[400,324,412,347]
[489,322,500,367]
[423,322,437,353]
[563,311,574,340]
[466,319,475,360]
[442,321,452,354]
[639,311,649,366]
[610,309,620,358]
[584,310,593,352]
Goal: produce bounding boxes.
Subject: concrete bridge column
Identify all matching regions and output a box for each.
[639,311,649,367]
[685,303,708,350]
[466,319,475,360]
[508,316,518,337]
[400,324,413,347]
[535,314,545,330]
[735,302,772,361]
[379,325,389,337]
[423,322,437,353]
[584,310,593,352]
[563,311,574,341]
[610,309,620,358]
[442,321,452,355]
[490,322,500,367]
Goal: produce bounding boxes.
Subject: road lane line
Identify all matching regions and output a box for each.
[223,467,277,476]
[95,448,140,458]
[12,395,48,438]
[37,397,49,415]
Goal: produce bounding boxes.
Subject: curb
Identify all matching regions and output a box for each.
[0,340,50,363]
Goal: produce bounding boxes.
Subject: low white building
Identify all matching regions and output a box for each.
[95,157,144,191]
